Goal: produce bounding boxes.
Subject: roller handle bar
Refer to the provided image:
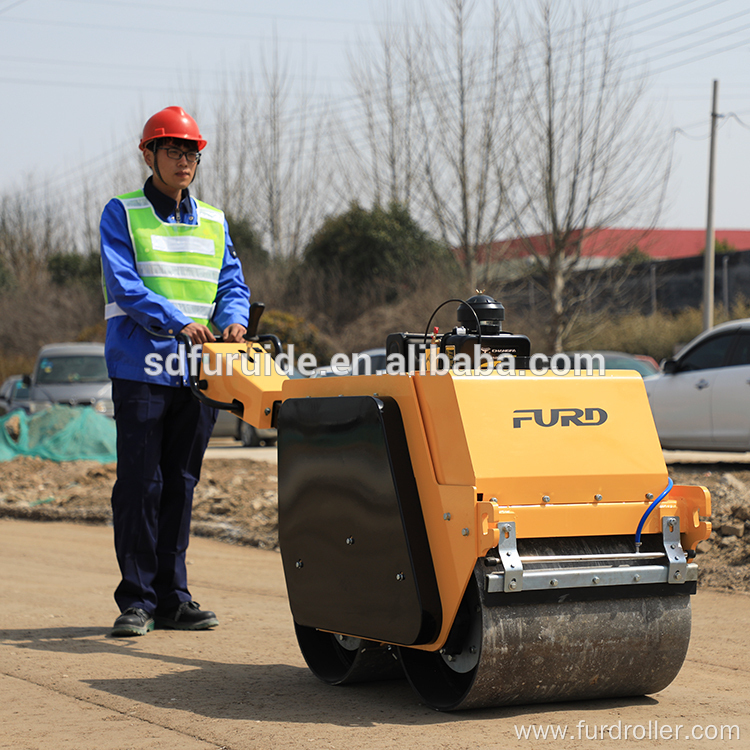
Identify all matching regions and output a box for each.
[177,301,281,412]
[176,332,243,414]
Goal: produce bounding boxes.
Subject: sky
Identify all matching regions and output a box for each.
[1,0,750,230]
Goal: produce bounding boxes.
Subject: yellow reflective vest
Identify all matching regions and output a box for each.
[104,189,225,327]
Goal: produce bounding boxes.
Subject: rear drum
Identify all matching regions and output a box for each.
[295,623,404,685]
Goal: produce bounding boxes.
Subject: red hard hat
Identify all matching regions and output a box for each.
[139,106,207,151]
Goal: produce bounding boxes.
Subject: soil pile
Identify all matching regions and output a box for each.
[0,456,279,550]
[1,455,748,591]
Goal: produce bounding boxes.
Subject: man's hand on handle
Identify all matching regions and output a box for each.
[222,324,247,343]
[179,322,247,344]
[179,322,215,345]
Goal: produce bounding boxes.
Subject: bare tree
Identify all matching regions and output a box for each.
[201,49,335,260]
[344,0,516,292]
[256,51,328,259]
[504,1,671,352]
[346,5,423,208]
[416,0,516,292]
[0,183,73,285]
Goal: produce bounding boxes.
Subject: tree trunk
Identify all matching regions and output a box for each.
[549,264,566,354]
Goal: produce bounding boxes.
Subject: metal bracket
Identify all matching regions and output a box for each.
[497,522,523,592]
[662,516,688,584]
[485,562,698,593]
[484,518,692,594]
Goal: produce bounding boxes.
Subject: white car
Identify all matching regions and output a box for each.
[644,319,750,451]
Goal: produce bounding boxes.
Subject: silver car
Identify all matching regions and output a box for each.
[0,374,24,417]
[310,348,388,378]
[644,319,750,451]
[23,342,114,417]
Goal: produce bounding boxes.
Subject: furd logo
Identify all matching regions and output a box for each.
[513,408,608,429]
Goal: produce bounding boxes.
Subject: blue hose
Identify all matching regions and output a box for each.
[635,477,674,550]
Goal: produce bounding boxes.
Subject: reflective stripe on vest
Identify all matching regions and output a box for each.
[105,189,225,326]
[136,261,220,284]
[105,300,216,321]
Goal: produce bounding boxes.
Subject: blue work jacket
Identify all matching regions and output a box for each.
[100,178,250,386]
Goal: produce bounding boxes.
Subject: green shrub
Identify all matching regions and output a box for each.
[301,202,458,326]
[48,251,101,288]
[701,238,736,255]
[226,214,269,268]
[618,246,651,266]
[259,309,333,363]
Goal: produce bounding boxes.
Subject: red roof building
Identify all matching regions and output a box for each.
[475,228,750,266]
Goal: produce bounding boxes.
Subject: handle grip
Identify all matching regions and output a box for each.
[176,332,243,414]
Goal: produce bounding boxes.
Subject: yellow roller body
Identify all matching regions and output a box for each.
[275,368,710,652]
[199,350,712,708]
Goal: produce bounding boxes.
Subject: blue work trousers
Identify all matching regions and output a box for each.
[110,378,217,614]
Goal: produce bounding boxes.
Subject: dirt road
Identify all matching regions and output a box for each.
[0,519,747,750]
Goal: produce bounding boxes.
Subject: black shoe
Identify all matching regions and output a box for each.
[154,601,218,631]
[112,607,154,637]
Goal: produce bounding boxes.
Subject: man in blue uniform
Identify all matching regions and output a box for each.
[100,106,250,636]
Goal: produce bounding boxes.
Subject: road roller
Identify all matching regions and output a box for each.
[192,296,712,711]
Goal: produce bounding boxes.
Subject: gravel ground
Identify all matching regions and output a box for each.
[0,455,748,591]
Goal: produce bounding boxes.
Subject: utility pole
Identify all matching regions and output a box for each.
[703,80,719,331]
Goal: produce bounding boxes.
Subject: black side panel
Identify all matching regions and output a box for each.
[278,395,441,646]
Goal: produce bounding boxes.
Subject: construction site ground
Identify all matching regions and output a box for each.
[0,446,748,748]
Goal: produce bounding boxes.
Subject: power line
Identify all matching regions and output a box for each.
[726,112,750,130]
[629,5,750,56]
[59,0,374,27]
[0,75,208,94]
[674,127,711,141]
[642,35,750,78]
[5,1,750,202]
[619,0,711,28]
[0,0,28,15]
[0,53,344,86]
[1,1,746,117]
[672,109,750,148]
[637,20,750,65]
[621,0,733,35]
[1,14,372,46]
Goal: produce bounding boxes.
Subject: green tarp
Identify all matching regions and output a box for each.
[0,405,116,463]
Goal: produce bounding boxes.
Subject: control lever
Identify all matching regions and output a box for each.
[243,301,283,356]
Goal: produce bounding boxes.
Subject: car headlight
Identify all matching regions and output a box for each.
[94,398,114,415]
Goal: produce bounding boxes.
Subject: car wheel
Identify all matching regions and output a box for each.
[239,421,262,447]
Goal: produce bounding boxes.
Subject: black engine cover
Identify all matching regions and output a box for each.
[278,395,441,645]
